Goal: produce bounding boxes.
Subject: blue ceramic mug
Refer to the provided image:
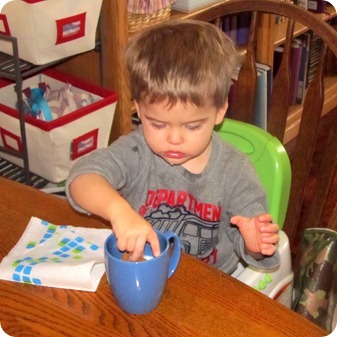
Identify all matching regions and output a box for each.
[104,230,181,314]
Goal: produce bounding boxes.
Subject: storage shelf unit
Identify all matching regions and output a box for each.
[0,15,102,186]
[0,33,62,186]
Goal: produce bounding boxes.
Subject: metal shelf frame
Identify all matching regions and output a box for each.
[0,34,67,185]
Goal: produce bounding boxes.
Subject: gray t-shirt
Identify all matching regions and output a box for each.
[66,126,280,274]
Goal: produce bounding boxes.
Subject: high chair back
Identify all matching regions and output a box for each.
[215,118,291,228]
[216,118,293,306]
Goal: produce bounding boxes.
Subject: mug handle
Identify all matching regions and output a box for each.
[164,231,181,278]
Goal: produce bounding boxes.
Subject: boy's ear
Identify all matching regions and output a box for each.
[215,101,228,125]
[134,101,141,120]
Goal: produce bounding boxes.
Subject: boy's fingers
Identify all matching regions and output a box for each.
[147,229,161,257]
[261,245,277,256]
[129,236,146,261]
[260,223,279,233]
[230,216,248,227]
[128,251,144,262]
[262,234,279,244]
[117,236,127,252]
[258,214,273,223]
[117,229,160,261]
[230,215,240,224]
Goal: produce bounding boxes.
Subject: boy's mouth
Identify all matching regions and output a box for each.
[164,151,186,159]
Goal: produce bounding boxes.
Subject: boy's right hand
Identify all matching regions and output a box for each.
[110,205,161,262]
[68,174,160,261]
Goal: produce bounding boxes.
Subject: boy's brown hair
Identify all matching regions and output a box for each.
[125,19,239,109]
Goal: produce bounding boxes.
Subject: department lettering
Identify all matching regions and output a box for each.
[145,189,222,221]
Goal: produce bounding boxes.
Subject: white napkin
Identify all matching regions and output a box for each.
[0,217,112,291]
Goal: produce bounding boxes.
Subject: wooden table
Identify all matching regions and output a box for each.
[0,177,326,337]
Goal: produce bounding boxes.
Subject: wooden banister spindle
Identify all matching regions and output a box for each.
[267,18,294,142]
[283,43,327,246]
[304,106,337,229]
[234,12,258,123]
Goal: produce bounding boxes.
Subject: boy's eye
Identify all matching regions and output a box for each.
[151,122,166,129]
[185,124,202,131]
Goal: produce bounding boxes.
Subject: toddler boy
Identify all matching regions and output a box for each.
[66,19,280,274]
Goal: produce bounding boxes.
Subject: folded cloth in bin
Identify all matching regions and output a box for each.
[0,217,112,292]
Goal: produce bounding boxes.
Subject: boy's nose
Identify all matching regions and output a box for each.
[167,128,184,144]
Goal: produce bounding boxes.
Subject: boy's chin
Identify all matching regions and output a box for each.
[160,155,187,166]
[164,158,184,166]
[154,152,198,167]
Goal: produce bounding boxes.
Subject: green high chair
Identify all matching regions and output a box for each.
[215,118,291,228]
[215,118,293,306]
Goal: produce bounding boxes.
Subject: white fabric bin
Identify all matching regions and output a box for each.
[0,69,117,183]
[0,0,102,65]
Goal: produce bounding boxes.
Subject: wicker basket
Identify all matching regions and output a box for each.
[172,0,221,12]
[128,6,172,33]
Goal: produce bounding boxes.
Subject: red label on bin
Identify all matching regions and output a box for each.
[71,129,98,160]
[55,13,87,45]
[0,128,22,152]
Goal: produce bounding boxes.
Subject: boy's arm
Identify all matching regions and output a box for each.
[69,173,160,261]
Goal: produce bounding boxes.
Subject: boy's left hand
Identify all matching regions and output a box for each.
[230,214,279,256]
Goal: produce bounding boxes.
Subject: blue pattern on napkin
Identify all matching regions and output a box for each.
[10,222,103,285]
[0,217,112,291]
